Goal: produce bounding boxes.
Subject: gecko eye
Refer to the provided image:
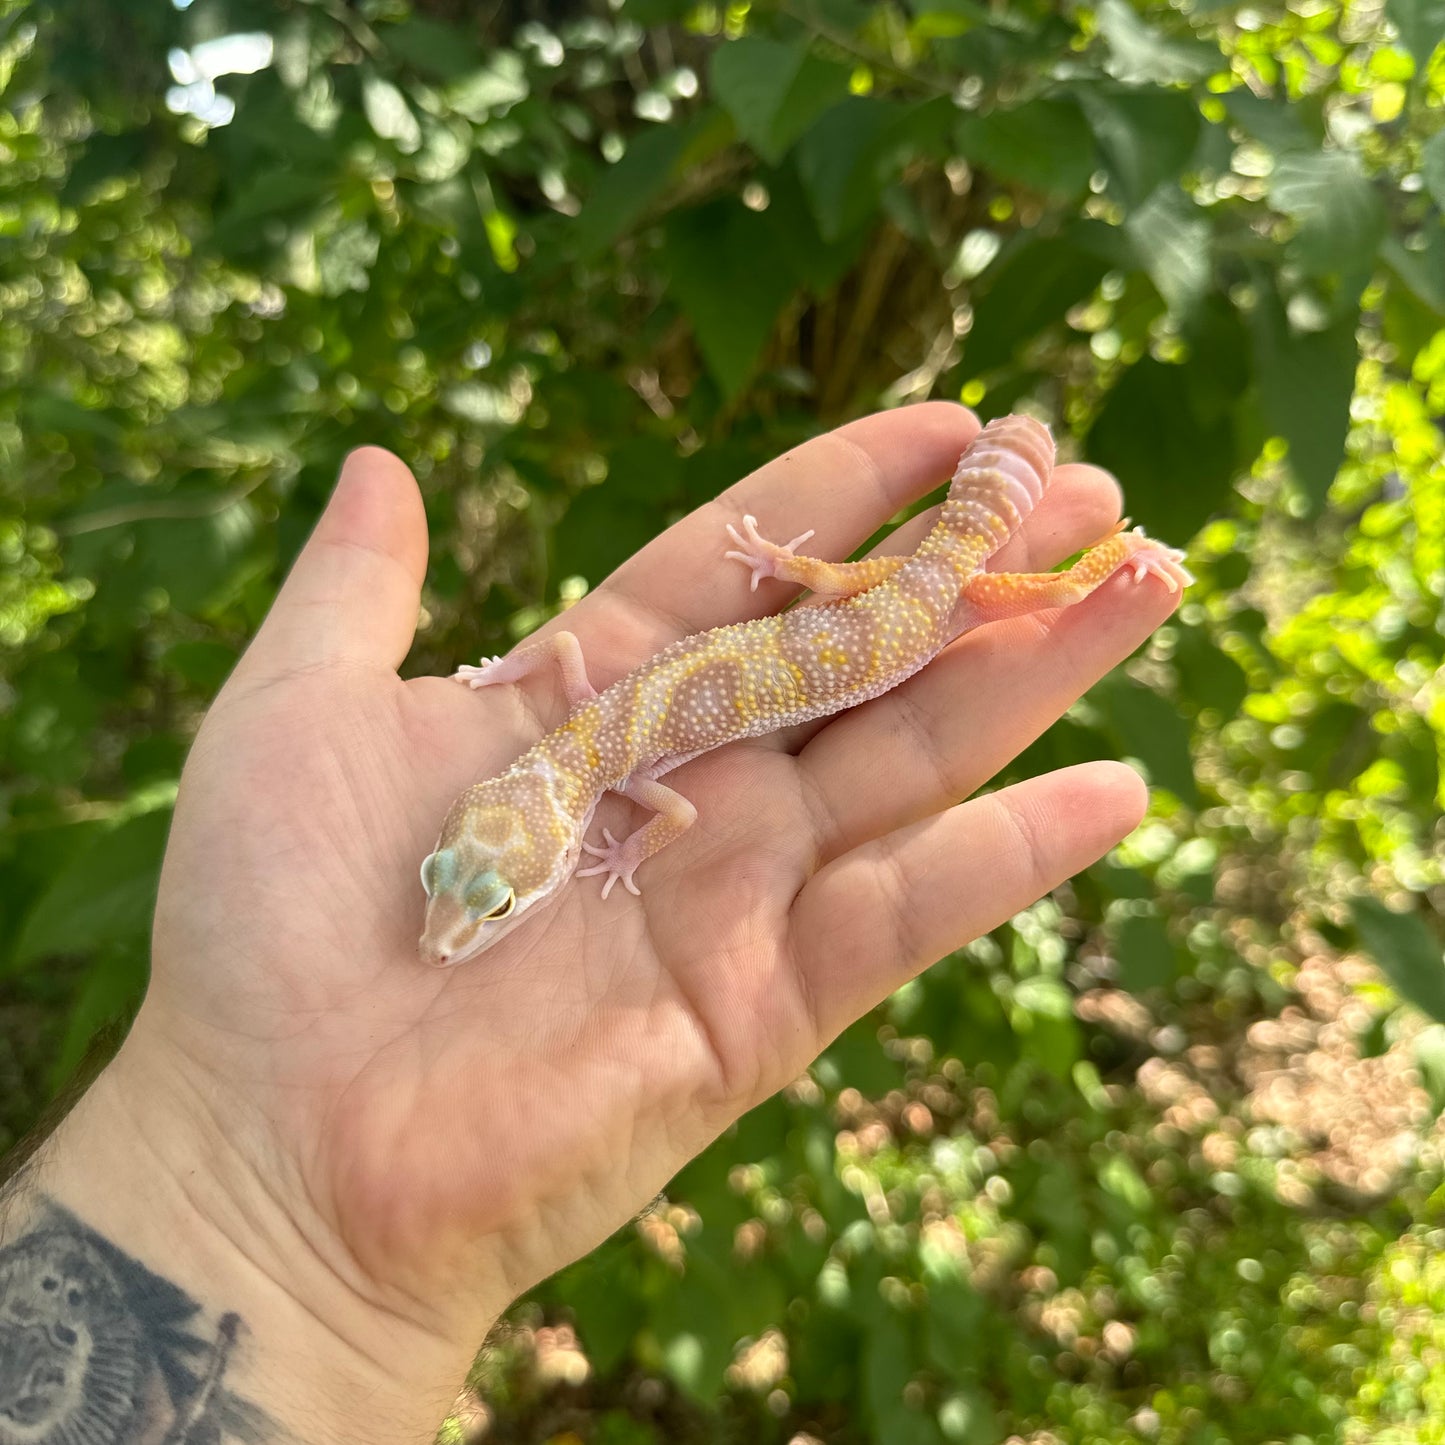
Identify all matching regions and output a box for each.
[464,873,516,920]
[482,890,516,921]
[420,849,458,897]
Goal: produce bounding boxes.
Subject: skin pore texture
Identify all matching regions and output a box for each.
[419,414,1189,967]
[0,403,1188,1445]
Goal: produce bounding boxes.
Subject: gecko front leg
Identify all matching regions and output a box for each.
[725,515,907,598]
[576,775,697,898]
[453,630,598,708]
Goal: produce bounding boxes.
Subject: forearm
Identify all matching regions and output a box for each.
[0,1043,487,1445]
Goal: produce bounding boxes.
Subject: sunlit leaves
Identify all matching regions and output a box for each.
[1385,0,1445,70]
[361,74,422,153]
[444,51,530,118]
[8,1,1445,1437]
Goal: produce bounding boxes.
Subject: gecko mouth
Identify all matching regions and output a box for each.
[419,925,489,967]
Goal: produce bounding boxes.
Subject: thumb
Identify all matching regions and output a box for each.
[246,446,429,677]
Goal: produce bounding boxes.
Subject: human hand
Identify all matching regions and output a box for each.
[60,402,1176,1432]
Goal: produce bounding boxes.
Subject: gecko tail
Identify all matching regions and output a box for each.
[950,413,1055,524]
[928,413,1057,571]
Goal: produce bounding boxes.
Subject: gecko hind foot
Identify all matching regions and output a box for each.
[1123,528,1195,593]
[576,828,643,900]
[724,515,817,592]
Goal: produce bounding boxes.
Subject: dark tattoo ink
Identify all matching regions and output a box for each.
[0,1199,280,1444]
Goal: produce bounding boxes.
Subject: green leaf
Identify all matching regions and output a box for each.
[922,1276,987,1375]
[795,97,950,242]
[766,162,870,294]
[663,201,798,395]
[576,125,687,256]
[955,96,1096,197]
[1221,90,1320,153]
[361,74,422,153]
[1421,130,1445,210]
[134,499,265,616]
[1386,0,1445,69]
[1382,231,1445,317]
[652,1245,753,1400]
[1413,1025,1445,1114]
[1114,910,1177,991]
[1126,182,1210,317]
[13,807,173,968]
[1251,286,1359,511]
[1268,150,1386,277]
[49,943,148,1092]
[213,171,330,246]
[562,1252,646,1376]
[1075,83,1201,209]
[1353,897,1445,1024]
[818,1016,907,1097]
[964,224,1115,376]
[709,37,851,165]
[1172,625,1249,721]
[160,640,239,696]
[866,1309,940,1445]
[1096,0,1221,84]
[1093,673,1200,805]
[383,16,482,79]
[1085,355,1236,539]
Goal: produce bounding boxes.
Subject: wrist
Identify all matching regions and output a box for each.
[4,1023,489,1445]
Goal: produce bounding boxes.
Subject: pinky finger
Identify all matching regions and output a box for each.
[788,762,1148,1045]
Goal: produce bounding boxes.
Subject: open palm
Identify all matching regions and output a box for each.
[122,402,1175,1381]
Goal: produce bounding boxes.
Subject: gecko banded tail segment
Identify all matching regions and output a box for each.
[418,413,1192,966]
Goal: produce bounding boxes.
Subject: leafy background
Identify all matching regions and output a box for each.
[3,0,1444,1440]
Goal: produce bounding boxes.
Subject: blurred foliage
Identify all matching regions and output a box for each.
[3,0,1445,1439]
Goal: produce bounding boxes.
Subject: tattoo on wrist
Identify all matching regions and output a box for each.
[0,1197,283,1444]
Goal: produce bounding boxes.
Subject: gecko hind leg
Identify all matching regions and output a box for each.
[958,524,1193,624]
[576,775,697,899]
[725,515,907,599]
[452,630,598,709]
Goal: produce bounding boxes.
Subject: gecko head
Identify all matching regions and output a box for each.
[416,770,576,967]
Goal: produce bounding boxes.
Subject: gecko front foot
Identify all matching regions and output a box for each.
[452,657,506,688]
[576,828,644,900]
[724,515,817,592]
[1122,527,1195,593]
